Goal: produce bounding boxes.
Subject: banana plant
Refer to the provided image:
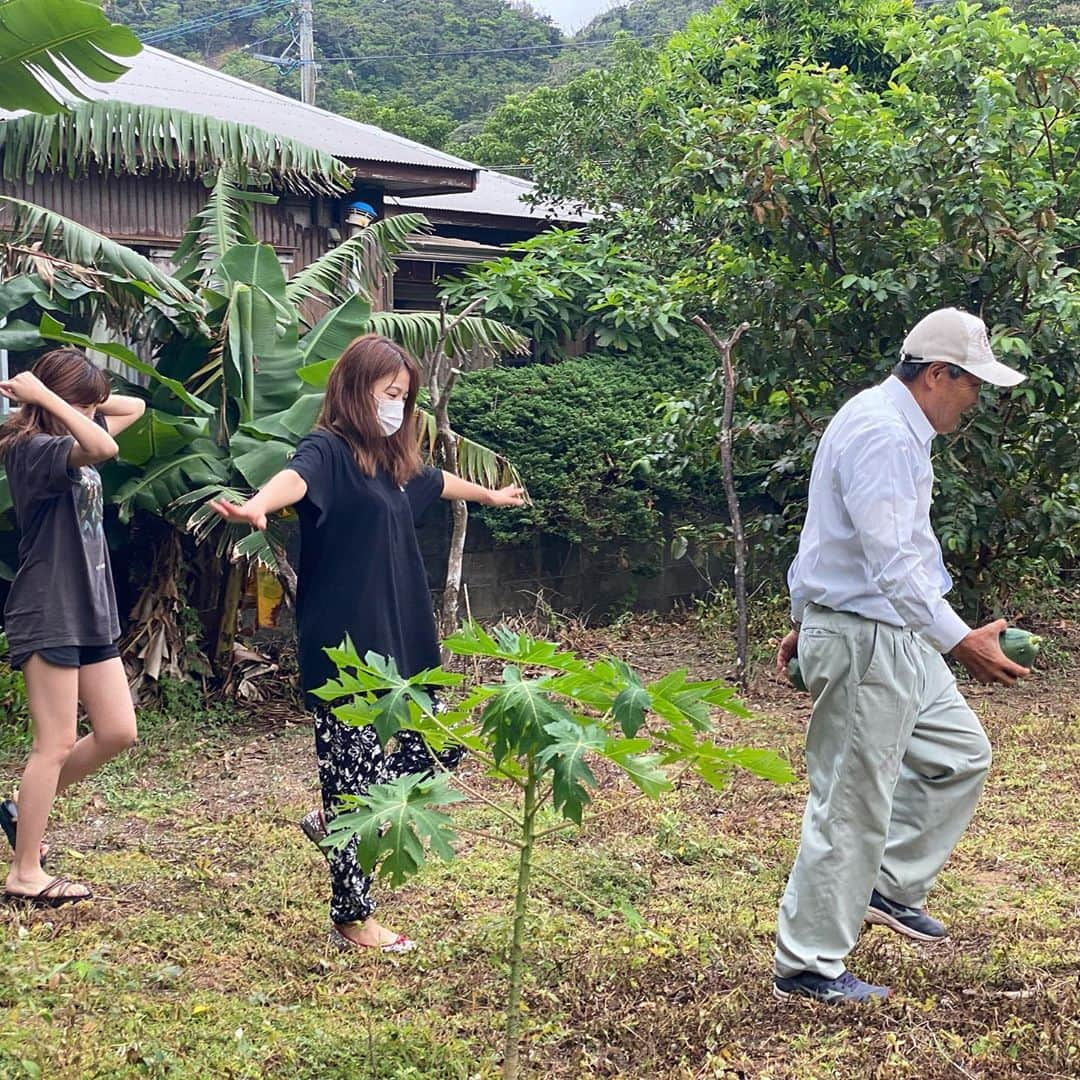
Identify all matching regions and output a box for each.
[0,101,354,195]
[315,623,796,1080]
[2,169,528,681]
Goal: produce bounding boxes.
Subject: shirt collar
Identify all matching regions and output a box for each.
[882,375,936,447]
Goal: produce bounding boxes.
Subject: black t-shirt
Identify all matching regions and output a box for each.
[288,429,445,706]
[3,424,120,662]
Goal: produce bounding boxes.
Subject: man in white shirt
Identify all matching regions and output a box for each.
[772,308,1031,1005]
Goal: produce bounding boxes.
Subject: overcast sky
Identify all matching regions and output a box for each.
[527,1,618,33]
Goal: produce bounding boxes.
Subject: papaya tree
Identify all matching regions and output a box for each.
[315,623,796,1080]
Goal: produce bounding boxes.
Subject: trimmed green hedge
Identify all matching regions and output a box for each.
[450,335,723,548]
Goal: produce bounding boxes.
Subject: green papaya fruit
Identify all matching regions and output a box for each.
[1000,627,1041,667]
[788,655,807,692]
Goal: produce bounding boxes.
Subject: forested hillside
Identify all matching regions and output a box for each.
[103,0,1080,153]
[102,0,710,149]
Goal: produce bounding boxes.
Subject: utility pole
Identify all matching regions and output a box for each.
[298,0,316,105]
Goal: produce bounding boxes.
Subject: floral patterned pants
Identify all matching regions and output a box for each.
[313,705,465,925]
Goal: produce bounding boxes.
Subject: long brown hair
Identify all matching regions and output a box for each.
[0,348,110,462]
[317,334,423,487]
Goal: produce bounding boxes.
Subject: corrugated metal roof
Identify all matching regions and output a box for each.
[0,46,477,175]
[388,169,593,224]
[400,234,509,262]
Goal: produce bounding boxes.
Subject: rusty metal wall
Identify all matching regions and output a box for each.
[0,171,337,275]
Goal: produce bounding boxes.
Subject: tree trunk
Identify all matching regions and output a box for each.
[120,520,189,701]
[441,495,469,645]
[435,401,467,646]
[501,760,538,1080]
[269,541,298,610]
[426,298,486,655]
[692,316,751,687]
[212,559,247,679]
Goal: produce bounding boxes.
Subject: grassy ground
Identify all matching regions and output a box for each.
[0,610,1077,1079]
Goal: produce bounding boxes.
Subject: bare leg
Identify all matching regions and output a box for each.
[56,657,137,793]
[4,657,89,898]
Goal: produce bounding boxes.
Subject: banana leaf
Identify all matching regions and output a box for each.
[0,0,139,114]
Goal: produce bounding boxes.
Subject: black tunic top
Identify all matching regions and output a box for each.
[288,429,444,706]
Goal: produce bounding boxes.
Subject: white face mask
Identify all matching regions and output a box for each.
[376,397,405,437]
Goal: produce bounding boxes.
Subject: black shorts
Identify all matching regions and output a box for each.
[10,643,121,670]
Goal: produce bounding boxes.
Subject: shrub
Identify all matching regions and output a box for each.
[450,335,725,549]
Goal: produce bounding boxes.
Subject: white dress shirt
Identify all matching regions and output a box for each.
[788,375,971,653]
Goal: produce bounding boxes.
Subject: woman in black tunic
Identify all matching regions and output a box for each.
[211,334,523,951]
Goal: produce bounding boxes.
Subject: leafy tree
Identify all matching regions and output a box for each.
[440,226,684,358]
[447,84,565,168]
[316,624,794,1079]
[451,34,658,194]
[662,0,912,93]
[336,90,456,150]
[522,0,911,216]
[622,3,1080,608]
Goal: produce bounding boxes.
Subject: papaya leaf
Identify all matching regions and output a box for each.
[445,621,585,672]
[312,646,464,745]
[323,773,464,888]
[648,669,749,730]
[604,739,672,798]
[537,718,606,825]
[612,680,652,738]
[479,666,572,766]
[686,743,796,789]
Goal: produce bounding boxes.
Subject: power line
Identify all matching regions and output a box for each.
[143,5,656,74]
[315,39,627,65]
[141,0,293,46]
[241,13,297,54]
[317,38,626,63]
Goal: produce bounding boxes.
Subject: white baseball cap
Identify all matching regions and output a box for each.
[900,308,1026,387]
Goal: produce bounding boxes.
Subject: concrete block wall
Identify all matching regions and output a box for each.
[414,503,717,622]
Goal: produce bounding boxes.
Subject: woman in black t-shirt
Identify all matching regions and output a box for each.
[0,349,145,907]
[211,334,523,952]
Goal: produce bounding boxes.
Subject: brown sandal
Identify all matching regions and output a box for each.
[4,875,93,908]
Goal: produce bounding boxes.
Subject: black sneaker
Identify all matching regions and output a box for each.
[297,808,329,857]
[773,969,892,1004]
[0,799,46,867]
[0,800,17,852]
[865,889,948,943]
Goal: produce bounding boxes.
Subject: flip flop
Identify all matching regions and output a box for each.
[328,925,416,954]
[4,875,93,908]
[0,799,47,867]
